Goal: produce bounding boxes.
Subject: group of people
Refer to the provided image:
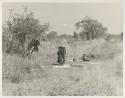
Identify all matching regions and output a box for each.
[27,39,66,65]
[28,39,90,65]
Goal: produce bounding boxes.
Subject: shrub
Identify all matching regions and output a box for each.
[3,7,49,56]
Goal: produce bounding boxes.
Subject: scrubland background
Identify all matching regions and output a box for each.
[2,37,123,96]
[2,5,123,96]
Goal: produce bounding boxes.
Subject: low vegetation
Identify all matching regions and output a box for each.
[2,38,123,96]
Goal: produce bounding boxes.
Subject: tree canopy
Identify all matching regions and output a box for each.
[5,7,49,55]
[75,16,107,40]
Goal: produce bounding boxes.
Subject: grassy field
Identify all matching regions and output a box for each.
[2,38,123,96]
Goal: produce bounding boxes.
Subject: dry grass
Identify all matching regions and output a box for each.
[2,53,44,83]
[2,38,123,96]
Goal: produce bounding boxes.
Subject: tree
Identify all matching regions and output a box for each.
[79,31,87,40]
[47,31,57,40]
[5,7,49,56]
[75,16,107,40]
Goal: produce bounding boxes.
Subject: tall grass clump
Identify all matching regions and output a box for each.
[3,54,26,83]
[84,38,122,59]
[2,53,44,83]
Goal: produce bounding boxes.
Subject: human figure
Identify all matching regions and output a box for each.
[27,39,40,54]
[82,54,89,61]
[57,46,66,65]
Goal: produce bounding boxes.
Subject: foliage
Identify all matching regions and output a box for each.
[5,7,49,55]
[75,16,107,40]
[47,31,57,40]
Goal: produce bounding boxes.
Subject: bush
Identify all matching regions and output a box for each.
[3,7,49,55]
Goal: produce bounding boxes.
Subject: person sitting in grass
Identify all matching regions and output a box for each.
[82,54,89,61]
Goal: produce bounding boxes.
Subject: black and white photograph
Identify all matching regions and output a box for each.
[1,0,123,96]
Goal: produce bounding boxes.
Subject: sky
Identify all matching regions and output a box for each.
[2,2,123,35]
